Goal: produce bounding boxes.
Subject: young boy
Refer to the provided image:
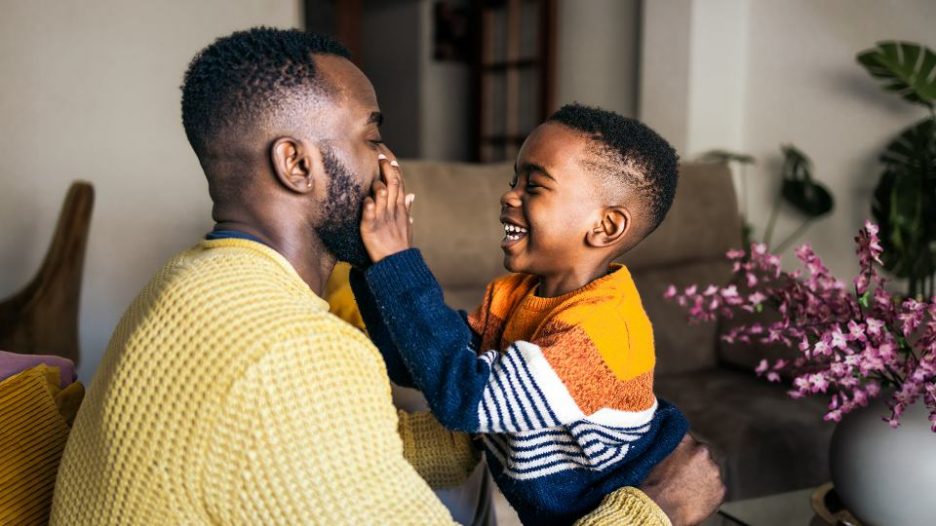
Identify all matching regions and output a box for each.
[352,103,688,525]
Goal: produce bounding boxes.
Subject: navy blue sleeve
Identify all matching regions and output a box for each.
[362,249,494,432]
[349,267,415,388]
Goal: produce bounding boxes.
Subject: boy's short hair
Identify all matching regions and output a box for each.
[547,103,679,234]
[181,27,350,155]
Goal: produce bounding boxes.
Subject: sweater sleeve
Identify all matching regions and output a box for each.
[204,330,457,525]
[573,487,672,526]
[364,249,650,434]
[349,267,416,387]
[397,410,480,488]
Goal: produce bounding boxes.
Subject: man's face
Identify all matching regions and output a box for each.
[499,123,602,277]
[315,145,370,268]
[311,55,389,268]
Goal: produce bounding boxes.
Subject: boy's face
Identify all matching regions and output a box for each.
[500,122,603,277]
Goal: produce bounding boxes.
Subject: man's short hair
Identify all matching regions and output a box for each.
[181,27,350,154]
[547,103,679,233]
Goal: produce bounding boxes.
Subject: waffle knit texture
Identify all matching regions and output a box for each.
[50,239,465,525]
[0,365,84,525]
[352,249,687,525]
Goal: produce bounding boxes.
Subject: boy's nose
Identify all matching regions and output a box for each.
[500,188,521,208]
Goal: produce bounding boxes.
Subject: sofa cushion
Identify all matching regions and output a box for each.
[655,369,833,500]
[401,160,512,289]
[622,162,742,273]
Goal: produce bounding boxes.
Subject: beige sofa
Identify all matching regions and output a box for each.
[400,159,833,501]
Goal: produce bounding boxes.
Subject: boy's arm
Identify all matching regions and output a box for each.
[349,267,416,387]
[365,249,655,433]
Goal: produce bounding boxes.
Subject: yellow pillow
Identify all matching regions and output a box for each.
[325,261,367,332]
[0,365,84,525]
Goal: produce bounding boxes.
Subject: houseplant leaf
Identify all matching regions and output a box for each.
[857,41,936,109]
[697,149,756,165]
[780,145,834,217]
[872,118,936,288]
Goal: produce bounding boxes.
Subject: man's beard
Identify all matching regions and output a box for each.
[315,146,372,269]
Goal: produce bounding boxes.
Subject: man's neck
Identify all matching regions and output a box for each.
[212,220,336,296]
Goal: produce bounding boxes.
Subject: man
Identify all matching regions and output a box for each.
[51,28,724,525]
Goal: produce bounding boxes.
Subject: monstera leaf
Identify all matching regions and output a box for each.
[779,145,834,217]
[871,118,936,289]
[857,41,936,109]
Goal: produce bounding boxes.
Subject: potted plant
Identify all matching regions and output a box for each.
[665,222,936,525]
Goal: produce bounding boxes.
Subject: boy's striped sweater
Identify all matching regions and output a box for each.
[352,249,688,526]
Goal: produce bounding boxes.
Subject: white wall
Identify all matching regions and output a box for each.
[640,0,936,281]
[556,0,640,116]
[0,0,301,381]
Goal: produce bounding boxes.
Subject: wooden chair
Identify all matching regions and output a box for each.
[0,182,94,364]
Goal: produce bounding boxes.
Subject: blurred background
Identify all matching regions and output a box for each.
[0,0,933,381]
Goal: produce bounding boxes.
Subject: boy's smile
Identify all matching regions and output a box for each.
[499,122,610,295]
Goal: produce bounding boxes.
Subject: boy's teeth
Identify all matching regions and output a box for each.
[502,223,528,234]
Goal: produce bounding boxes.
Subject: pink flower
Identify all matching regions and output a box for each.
[755,359,769,375]
[830,326,849,350]
[664,221,936,431]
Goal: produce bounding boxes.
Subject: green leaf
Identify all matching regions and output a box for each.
[857,41,936,108]
[859,292,870,308]
[779,145,834,217]
[697,149,756,165]
[871,118,936,285]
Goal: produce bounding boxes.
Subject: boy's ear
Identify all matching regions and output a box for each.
[270,137,324,194]
[586,206,631,248]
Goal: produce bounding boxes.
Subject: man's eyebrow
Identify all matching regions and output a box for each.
[519,161,556,182]
[367,111,383,127]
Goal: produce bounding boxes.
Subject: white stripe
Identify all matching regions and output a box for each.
[585,399,658,428]
[511,341,583,424]
[506,348,557,427]
[479,349,497,367]
[487,366,515,431]
[498,352,541,429]
[509,431,577,448]
[498,445,631,481]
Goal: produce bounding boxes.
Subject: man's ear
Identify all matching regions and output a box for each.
[270,137,323,194]
[586,206,631,248]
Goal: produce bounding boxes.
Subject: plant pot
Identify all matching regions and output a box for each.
[829,396,936,525]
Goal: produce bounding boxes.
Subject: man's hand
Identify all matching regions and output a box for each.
[361,153,415,263]
[641,433,726,525]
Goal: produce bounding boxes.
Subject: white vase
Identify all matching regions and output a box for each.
[829,396,936,526]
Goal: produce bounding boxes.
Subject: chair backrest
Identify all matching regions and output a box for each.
[0,182,94,364]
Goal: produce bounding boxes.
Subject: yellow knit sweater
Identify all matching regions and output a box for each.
[50,239,668,525]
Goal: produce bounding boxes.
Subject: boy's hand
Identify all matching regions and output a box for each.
[361,153,415,264]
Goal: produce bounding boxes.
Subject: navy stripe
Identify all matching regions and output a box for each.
[499,447,627,475]
[486,356,509,430]
[480,385,497,431]
[498,352,539,429]
[509,343,559,426]
[570,420,652,432]
[490,358,521,431]
[503,350,553,428]
[570,426,645,443]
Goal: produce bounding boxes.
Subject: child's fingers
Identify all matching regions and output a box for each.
[378,154,401,217]
[361,196,376,225]
[371,179,389,218]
